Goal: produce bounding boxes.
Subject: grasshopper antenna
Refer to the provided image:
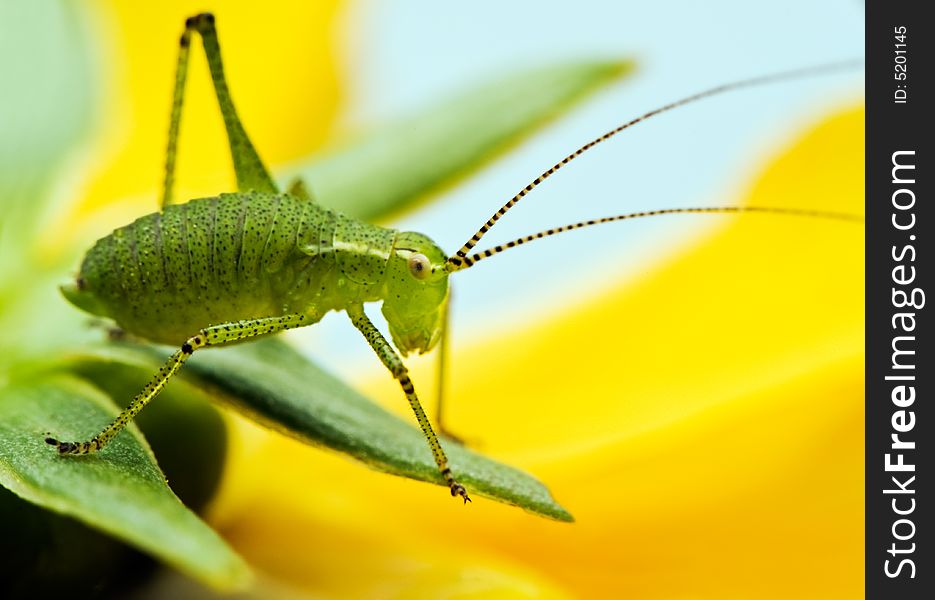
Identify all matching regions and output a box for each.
[447,206,862,270]
[446,59,862,271]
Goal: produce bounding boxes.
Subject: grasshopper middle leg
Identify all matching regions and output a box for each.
[46,314,310,455]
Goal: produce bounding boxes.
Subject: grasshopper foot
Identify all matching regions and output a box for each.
[450,482,471,504]
[45,436,91,455]
[46,437,74,454]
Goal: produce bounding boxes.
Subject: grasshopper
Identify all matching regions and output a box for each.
[47,13,859,503]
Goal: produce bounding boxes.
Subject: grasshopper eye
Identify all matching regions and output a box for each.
[408,253,431,280]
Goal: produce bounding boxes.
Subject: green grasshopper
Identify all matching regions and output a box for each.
[46,13,859,503]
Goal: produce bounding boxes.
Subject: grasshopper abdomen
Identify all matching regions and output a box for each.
[70,192,398,345]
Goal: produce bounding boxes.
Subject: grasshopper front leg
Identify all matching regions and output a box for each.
[347,305,471,503]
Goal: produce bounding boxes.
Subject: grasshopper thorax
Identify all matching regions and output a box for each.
[381,231,449,356]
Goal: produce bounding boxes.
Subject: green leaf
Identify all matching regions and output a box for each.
[75,340,573,522]
[0,1,98,368]
[0,1,96,277]
[290,60,634,220]
[0,375,250,591]
[69,358,229,512]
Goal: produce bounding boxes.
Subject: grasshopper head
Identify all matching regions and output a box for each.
[382,231,450,356]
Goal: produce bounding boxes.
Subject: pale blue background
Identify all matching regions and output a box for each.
[294,0,864,379]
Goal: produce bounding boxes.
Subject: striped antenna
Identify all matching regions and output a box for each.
[446,206,862,271]
[446,59,861,270]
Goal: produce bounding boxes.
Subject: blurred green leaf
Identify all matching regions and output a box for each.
[76,340,573,522]
[0,1,98,368]
[0,375,250,591]
[291,60,634,220]
[0,1,96,277]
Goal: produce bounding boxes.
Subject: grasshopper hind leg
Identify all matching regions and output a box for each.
[162,12,278,208]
